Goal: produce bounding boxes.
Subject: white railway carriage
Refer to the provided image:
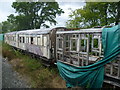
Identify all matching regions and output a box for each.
[5,27,68,64]
[4,31,17,47]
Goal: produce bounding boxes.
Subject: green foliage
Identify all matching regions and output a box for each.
[2,43,65,88]
[66,2,120,28]
[7,2,64,31]
[37,68,52,87]
[23,57,42,71]
[93,39,98,48]
[1,21,14,33]
[1,2,64,32]
[2,42,17,60]
[0,23,2,33]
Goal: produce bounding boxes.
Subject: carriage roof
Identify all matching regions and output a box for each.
[5,31,18,35]
[56,28,103,34]
[6,27,67,35]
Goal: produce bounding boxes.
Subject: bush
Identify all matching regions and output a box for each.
[2,42,17,60]
[23,57,42,71]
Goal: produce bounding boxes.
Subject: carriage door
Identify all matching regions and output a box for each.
[42,35,48,57]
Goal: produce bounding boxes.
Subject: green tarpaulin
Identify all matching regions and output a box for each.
[57,25,120,88]
[0,34,4,41]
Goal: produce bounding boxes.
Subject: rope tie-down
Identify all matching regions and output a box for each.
[57,25,120,88]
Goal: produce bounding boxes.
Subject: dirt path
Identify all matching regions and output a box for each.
[2,56,30,88]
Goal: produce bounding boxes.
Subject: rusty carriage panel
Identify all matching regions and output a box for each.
[56,27,120,87]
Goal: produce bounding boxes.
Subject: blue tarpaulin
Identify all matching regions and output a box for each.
[57,25,120,88]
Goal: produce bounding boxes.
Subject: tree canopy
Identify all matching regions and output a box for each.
[2,2,64,33]
[66,2,120,28]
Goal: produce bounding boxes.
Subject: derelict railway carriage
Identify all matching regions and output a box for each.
[4,26,120,87]
[56,28,103,66]
[56,26,120,87]
[4,27,69,66]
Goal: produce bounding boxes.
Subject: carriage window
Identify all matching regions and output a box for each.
[80,39,87,52]
[42,36,44,46]
[58,39,62,48]
[21,37,23,43]
[23,37,25,43]
[93,39,98,48]
[19,37,21,43]
[13,37,15,41]
[30,37,33,44]
[13,37,14,41]
[71,39,77,51]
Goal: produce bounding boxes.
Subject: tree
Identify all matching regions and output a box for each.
[7,14,18,31]
[1,21,14,33]
[66,2,120,28]
[10,2,64,30]
[0,23,2,33]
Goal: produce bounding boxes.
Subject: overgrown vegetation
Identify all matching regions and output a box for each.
[2,42,66,88]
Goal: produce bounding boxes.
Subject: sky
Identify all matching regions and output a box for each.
[0,0,85,28]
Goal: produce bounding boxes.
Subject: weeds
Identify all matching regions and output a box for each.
[2,43,17,60]
[23,58,42,72]
[2,42,66,88]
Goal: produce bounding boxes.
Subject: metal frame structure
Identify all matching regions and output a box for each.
[56,28,103,66]
[56,27,120,87]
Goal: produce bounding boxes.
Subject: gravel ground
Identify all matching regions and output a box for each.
[2,56,30,88]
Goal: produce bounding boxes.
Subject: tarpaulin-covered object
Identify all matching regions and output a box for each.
[57,25,120,88]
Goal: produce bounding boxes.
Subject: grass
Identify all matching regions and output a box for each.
[2,42,66,88]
